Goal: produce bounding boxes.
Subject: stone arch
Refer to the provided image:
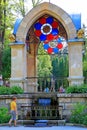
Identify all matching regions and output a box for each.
[16,2,76,43]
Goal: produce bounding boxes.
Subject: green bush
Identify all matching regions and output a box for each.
[0,86,11,95]
[10,86,24,94]
[66,84,87,93]
[70,103,87,125]
[0,107,11,123]
[0,86,24,95]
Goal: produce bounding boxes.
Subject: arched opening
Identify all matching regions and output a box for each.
[25,14,68,92]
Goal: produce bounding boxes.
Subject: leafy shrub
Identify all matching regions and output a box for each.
[70,103,87,125]
[0,107,11,123]
[0,86,24,95]
[66,84,87,93]
[0,86,11,95]
[10,86,24,94]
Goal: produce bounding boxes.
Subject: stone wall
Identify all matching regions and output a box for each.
[57,93,87,121]
[0,93,87,121]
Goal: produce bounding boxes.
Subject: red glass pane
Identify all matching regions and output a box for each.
[47,48,53,54]
[52,21,59,28]
[39,17,46,24]
[57,43,63,49]
[47,34,54,41]
[34,30,41,37]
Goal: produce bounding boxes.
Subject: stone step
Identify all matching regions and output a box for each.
[18,119,66,126]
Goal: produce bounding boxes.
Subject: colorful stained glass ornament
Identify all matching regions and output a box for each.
[34,16,59,41]
[43,36,67,54]
[34,16,67,54]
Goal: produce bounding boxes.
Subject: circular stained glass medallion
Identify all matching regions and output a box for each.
[34,16,59,41]
[43,36,67,54]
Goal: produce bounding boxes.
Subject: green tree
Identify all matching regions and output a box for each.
[0,0,15,73]
[51,55,68,89]
[10,0,26,17]
[52,55,68,77]
[0,0,6,72]
[83,36,87,76]
[37,43,52,77]
[1,47,11,79]
[32,0,43,7]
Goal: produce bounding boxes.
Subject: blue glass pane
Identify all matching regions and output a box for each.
[46,17,53,24]
[53,48,59,53]
[57,37,62,43]
[43,44,49,49]
[51,28,59,35]
[34,22,42,30]
[40,34,47,41]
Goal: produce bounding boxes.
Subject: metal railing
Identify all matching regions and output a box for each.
[26,76,69,92]
[20,104,63,120]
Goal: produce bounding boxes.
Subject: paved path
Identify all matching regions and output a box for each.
[0,126,87,130]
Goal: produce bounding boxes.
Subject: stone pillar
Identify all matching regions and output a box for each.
[26,43,38,92]
[26,54,38,92]
[10,43,27,91]
[68,39,84,86]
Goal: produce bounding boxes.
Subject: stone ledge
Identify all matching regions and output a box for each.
[58,120,66,126]
[66,123,87,128]
[18,120,35,125]
[0,93,87,98]
[57,93,87,97]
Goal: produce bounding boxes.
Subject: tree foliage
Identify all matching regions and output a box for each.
[52,55,68,77]
[10,0,27,17]
[32,0,43,7]
[0,0,44,79]
[70,103,87,125]
[0,107,11,123]
[37,43,69,79]
[0,0,15,73]
[83,36,87,77]
[37,43,52,77]
[1,47,11,79]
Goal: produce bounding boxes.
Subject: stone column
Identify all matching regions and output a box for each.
[26,54,38,92]
[68,39,84,86]
[10,43,27,91]
[26,43,38,92]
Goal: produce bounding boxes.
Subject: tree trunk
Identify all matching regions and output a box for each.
[0,0,6,72]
